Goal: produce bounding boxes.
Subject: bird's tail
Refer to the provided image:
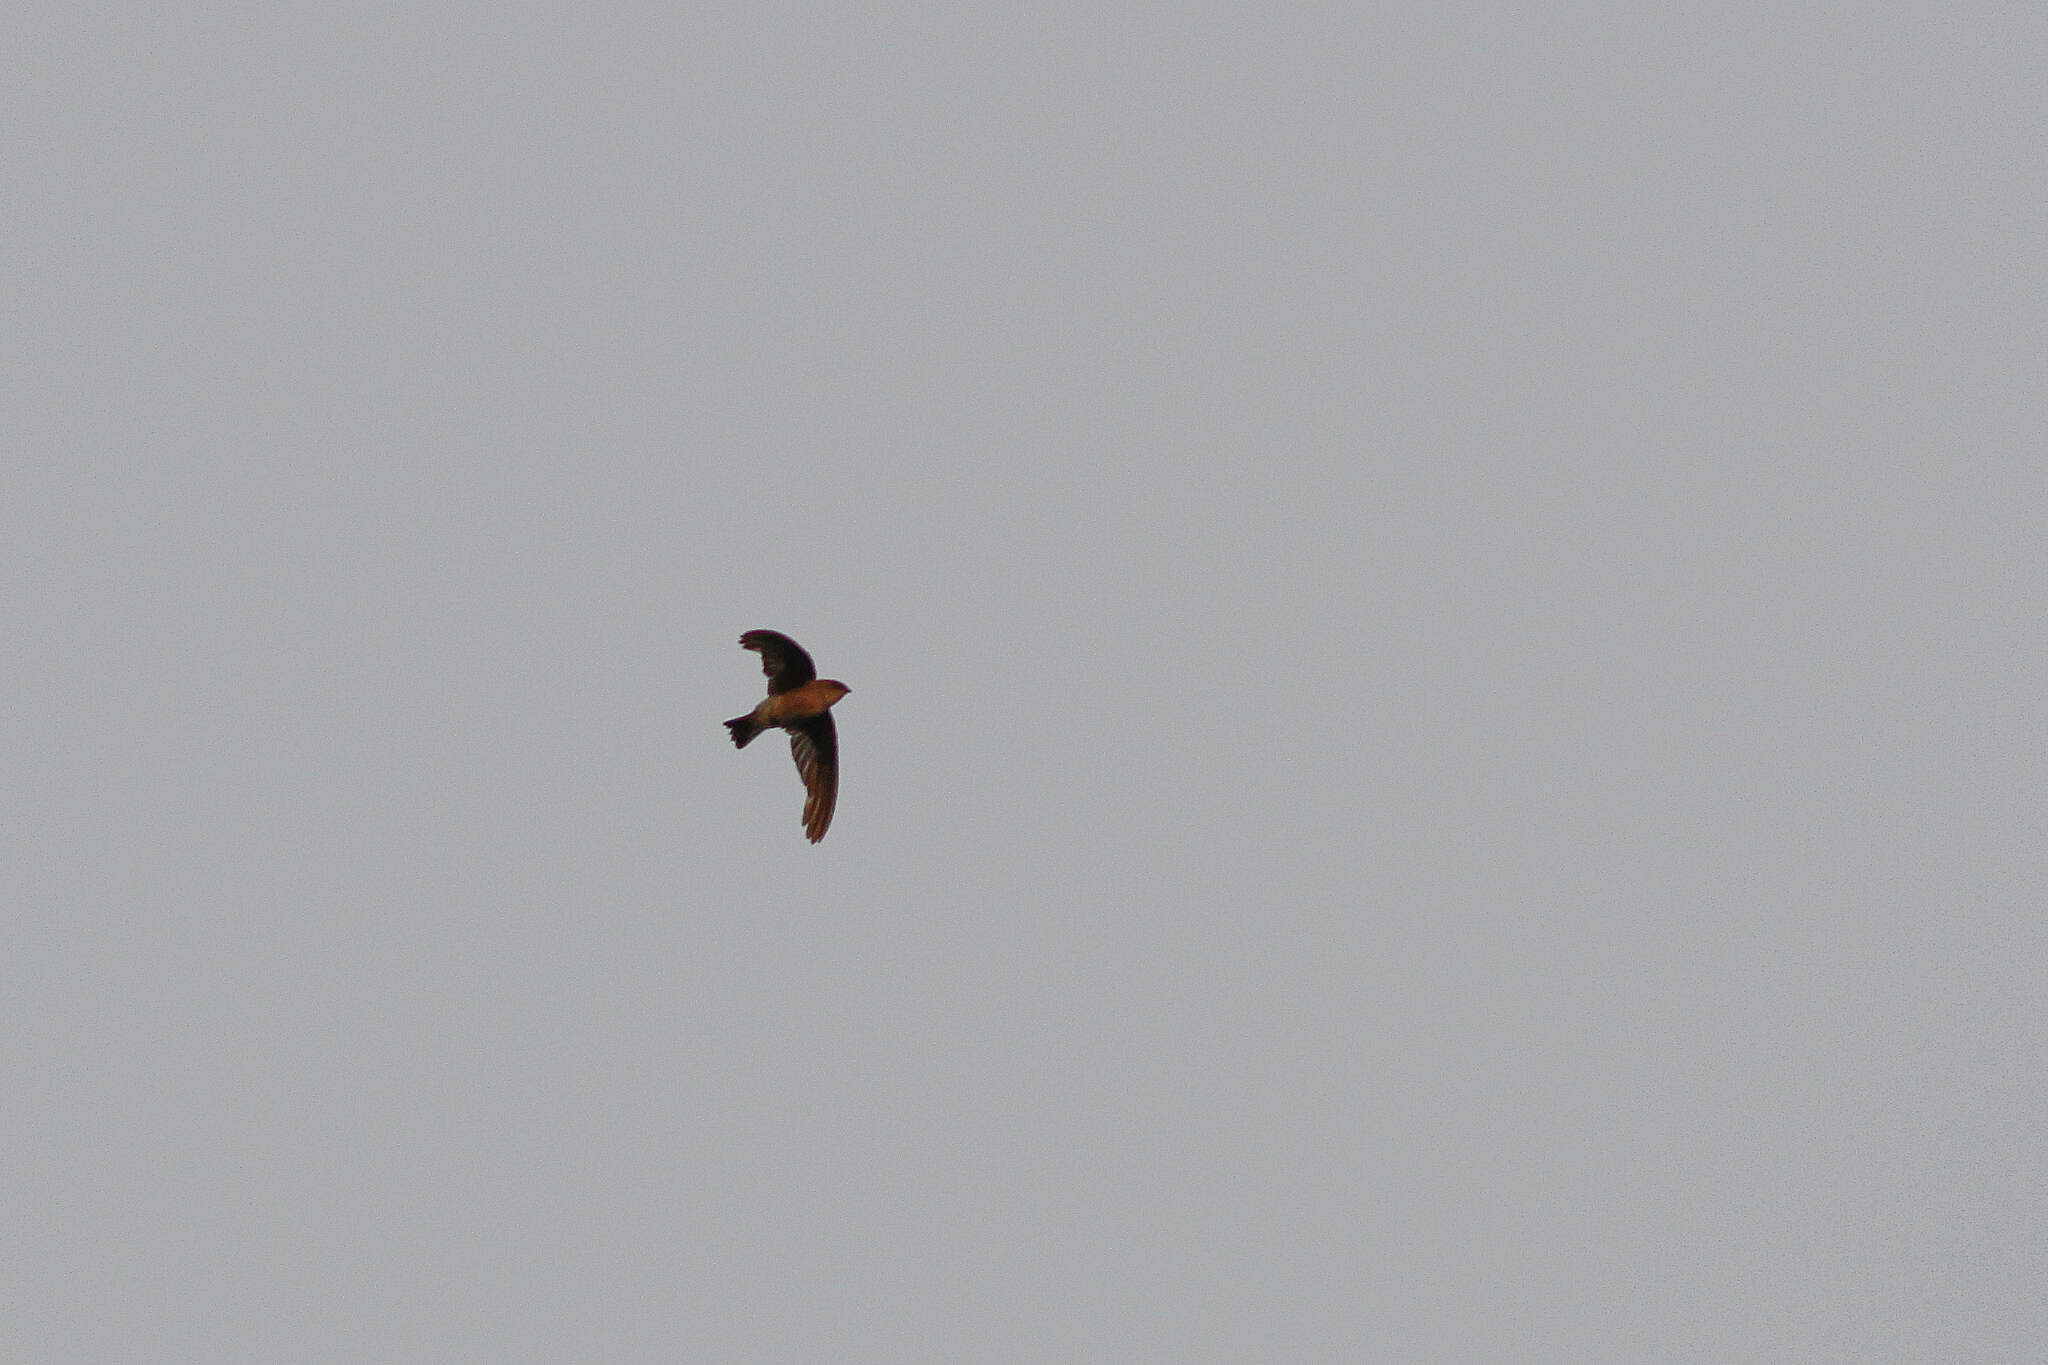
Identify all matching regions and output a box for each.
[725,714,762,748]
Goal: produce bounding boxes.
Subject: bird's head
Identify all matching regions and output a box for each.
[819,680,851,705]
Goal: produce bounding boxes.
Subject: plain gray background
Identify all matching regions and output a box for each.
[8,4,2044,1360]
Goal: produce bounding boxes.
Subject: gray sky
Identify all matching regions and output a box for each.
[8,4,2044,1360]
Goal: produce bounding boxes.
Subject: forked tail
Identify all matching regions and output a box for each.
[725,714,762,748]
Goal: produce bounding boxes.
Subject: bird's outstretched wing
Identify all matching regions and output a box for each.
[740,630,817,694]
[790,714,838,843]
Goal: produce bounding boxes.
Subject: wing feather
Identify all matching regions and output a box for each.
[739,630,817,694]
[789,714,839,843]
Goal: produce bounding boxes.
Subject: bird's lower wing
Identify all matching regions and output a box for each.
[789,714,838,843]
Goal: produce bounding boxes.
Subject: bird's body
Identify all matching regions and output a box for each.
[725,630,850,843]
[729,678,851,741]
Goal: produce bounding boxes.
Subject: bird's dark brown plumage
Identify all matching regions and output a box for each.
[739,629,817,694]
[725,631,849,843]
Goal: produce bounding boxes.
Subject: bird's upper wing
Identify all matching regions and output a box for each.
[740,630,817,694]
[789,714,838,843]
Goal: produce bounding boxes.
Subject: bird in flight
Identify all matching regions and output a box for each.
[725,630,851,843]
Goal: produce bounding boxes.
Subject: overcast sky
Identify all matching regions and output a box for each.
[8,4,2044,1360]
